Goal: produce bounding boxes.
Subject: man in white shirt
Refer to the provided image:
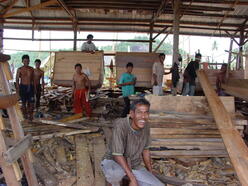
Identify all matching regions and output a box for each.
[152,53,167,96]
[81,34,98,53]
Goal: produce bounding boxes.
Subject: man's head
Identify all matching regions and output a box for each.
[35,59,41,68]
[220,63,227,73]
[87,34,94,43]
[159,53,165,64]
[195,53,202,63]
[126,62,133,73]
[130,99,150,130]
[22,55,30,66]
[75,63,82,74]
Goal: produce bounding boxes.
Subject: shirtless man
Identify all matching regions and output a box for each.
[16,55,35,120]
[34,59,45,110]
[216,63,228,96]
[72,63,91,117]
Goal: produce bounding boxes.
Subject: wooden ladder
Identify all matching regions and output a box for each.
[0,53,38,186]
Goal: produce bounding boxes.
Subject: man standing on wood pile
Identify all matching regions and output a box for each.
[72,63,91,117]
[81,34,98,53]
[101,99,164,186]
[16,54,35,121]
[34,59,45,111]
[152,53,170,96]
[216,63,228,96]
[118,62,136,118]
[182,52,201,96]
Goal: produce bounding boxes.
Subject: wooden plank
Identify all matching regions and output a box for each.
[39,119,99,131]
[146,95,235,114]
[0,131,21,186]
[151,150,228,158]
[151,134,221,139]
[197,69,248,185]
[75,135,94,186]
[32,129,96,140]
[151,128,220,135]
[3,135,32,164]
[92,136,106,186]
[222,84,248,101]
[0,94,18,109]
[59,113,83,122]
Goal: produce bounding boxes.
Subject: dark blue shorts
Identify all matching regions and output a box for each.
[19,84,35,103]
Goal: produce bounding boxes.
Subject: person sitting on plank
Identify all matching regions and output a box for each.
[101,99,164,186]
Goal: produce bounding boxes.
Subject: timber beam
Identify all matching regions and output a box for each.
[197,70,248,185]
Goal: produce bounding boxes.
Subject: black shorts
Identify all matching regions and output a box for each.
[19,84,35,103]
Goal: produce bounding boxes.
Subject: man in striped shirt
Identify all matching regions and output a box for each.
[101,99,164,186]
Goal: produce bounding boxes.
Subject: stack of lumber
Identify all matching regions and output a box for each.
[52,51,104,88]
[145,95,247,158]
[115,52,159,88]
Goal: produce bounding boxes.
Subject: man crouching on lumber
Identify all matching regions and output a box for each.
[72,63,91,117]
[101,99,164,186]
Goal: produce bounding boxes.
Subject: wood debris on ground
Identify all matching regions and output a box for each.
[1,87,247,185]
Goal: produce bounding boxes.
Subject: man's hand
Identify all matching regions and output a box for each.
[129,177,138,186]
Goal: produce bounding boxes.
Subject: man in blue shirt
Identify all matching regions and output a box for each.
[118,62,136,117]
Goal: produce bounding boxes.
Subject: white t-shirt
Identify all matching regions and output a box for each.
[81,42,97,51]
[152,62,164,86]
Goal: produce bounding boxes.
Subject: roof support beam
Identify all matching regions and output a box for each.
[151,0,170,23]
[56,0,77,22]
[224,31,240,46]
[1,0,19,15]
[172,0,181,65]
[152,26,168,40]
[0,23,3,53]
[212,0,239,36]
[2,0,58,18]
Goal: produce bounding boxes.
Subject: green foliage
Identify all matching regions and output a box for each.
[9,51,50,68]
[99,35,182,55]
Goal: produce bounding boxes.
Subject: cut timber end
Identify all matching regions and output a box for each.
[197,69,248,185]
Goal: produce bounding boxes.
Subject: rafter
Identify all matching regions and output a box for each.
[224,30,240,45]
[1,0,19,15]
[152,0,169,23]
[56,0,77,22]
[2,0,58,18]
[212,0,239,36]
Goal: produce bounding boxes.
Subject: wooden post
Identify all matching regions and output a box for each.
[238,28,245,69]
[73,23,77,51]
[149,23,154,53]
[0,60,39,186]
[172,0,181,64]
[0,22,3,53]
[226,39,233,80]
[197,70,248,185]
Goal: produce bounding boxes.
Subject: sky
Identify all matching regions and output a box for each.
[3,29,241,65]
